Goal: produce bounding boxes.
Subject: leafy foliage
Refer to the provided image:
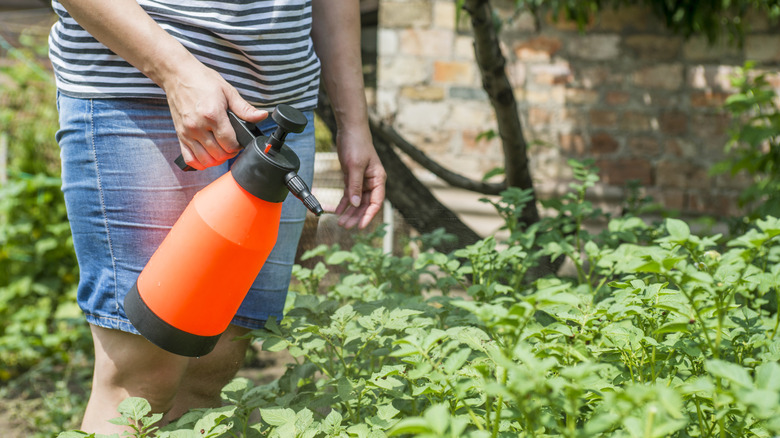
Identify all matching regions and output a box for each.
[712,62,780,225]
[0,33,60,175]
[59,163,780,438]
[509,0,780,45]
[0,173,86,378]
[0,39,89,383]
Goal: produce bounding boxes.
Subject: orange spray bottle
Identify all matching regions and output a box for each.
[124,104,323,357]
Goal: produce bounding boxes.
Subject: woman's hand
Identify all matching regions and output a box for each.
[58,0,266,171]
[312,0,386,229]
[162,62,267,170]
[334,125,386,229]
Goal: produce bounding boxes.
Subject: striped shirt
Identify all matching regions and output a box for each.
[48,0,321,110]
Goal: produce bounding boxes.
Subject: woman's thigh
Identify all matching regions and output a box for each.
[57,94,228,334]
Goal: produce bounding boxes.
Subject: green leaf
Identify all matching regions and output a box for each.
[261,337,289,352]
[377,404,401,421]
[407,362,434,380]
[346,423,371,438]
[371,375,404,390]
[270,422,296,438]
[738,124,777,148]
[388,418,432,435]
[755,362,780,391]
[107,417,132,427]
[680,376,716,396]
[326,250,356,265]
[757,216,780,238]
[740,389,780,418]
[443,347,471,374]
[158,428,198,437]
[142,413,163,428]
[583,412,621,435]
[336,377,354,402]
[295,409,315,432]
[706,359,753,389]
[260,407,297,427]
[654,322,692,335]
[220,377,251,404]
[422,329,448,352]
[193,405,236,435]
[424,404,450,435]
[665,218,690,242]
[482,166,504,180]
[320,409,343,432]
[449,326,491,353]
[116,397,152,421]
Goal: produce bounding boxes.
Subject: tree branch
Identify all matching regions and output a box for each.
[371,119,506,195]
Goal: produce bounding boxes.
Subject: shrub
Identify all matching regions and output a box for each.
[713,62,780,224]
[0,39,91,436]
[0,40,89,382]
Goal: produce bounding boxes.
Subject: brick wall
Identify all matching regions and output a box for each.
[375,0,780,217]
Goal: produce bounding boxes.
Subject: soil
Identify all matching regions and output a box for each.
[0,397,39,438]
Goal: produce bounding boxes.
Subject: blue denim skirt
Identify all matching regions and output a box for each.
[56,93,315,333]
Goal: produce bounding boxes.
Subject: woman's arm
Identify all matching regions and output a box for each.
[58,0,267,170]
[311,0,386,229]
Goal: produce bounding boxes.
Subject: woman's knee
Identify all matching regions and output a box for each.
[90,325,189,411]
[180,326,251,400]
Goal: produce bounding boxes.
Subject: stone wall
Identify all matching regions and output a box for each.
[375,0,780,217]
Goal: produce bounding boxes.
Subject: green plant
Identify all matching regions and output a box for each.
[0,39,92,436]
[0,43,89,381]
[0,172,86,378]
[713,62,780,224]
[57,159,780,437]
[0,156,91,437]
[58,398,164,438]
[0,36,86,377]
[0,34,60,175]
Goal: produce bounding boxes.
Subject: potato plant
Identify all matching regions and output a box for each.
[59,162,780,438]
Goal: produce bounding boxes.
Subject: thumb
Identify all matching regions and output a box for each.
[226,90,267,123]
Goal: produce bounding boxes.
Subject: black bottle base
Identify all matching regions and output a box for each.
[124,283,222,357]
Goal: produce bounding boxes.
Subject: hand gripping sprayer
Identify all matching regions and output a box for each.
[124,104,323,357]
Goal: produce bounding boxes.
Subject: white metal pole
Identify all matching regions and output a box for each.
[382,199,394,254]
[0,133,7,184]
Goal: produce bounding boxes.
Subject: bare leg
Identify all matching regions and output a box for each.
[164,324,251,421]
[81,324,251,433]
[81,324,189,434]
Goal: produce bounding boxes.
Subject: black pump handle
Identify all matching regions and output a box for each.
[228,110,263,146]
[174,110,263,172]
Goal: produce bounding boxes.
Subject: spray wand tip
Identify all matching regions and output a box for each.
[285,172,324,216]
[306,198,325,216]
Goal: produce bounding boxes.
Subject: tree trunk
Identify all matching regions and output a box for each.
[463,0,540,226]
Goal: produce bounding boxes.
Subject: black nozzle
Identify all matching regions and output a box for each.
[285,172,323,216]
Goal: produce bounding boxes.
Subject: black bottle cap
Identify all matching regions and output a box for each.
[231,135,301,203]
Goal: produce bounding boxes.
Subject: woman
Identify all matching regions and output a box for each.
[49,0,385,432]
